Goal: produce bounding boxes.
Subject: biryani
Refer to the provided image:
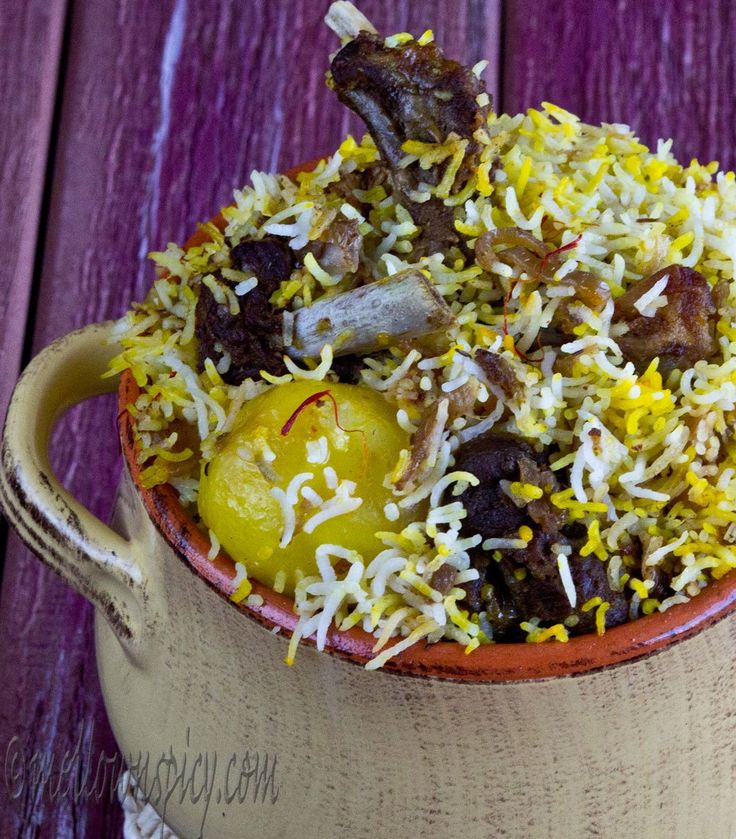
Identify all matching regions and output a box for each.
[108,2,736,669]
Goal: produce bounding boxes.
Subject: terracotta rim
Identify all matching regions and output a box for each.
[117,162,736,682]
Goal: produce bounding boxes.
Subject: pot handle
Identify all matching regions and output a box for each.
[0,321,146,645]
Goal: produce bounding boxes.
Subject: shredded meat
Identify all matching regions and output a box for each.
[304,218,362,275]
[446,378,479,420]
[454,432,628,636]
[406,198,462,258]
[333,161,388,208]
[475,350,519,399]
[613,265,717,375]
[330,32,489,257]
[393,398,449,491]
[194,237,294,384]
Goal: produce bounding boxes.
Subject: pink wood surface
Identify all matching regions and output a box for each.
[0,1,68,424]
[0,2,500,835]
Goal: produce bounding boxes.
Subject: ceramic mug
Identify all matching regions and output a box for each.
[2,319,736,839]
[1,324,736,838]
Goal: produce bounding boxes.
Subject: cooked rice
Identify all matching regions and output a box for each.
[109,65,736,668]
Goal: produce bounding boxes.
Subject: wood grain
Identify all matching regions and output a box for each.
[0,1,68,426]
[503,0,736,170]
[0,1,501,835]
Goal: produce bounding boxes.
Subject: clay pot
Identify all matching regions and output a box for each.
[1,247,735,837]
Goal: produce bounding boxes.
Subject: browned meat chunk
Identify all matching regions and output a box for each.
[230,237,295,286]
[497,532,628,635]
[195,284,283,385]
[613,265,718,375]
[453,433,558,539]
[330,32,488,256]
[430,563,457,595]
[518,457,566,533]
[194,237,295,384]
[454,432,628,636]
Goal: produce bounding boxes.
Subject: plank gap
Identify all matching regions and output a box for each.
[496,0,509,114]
[19,0,76,374]
[0,0,73,590]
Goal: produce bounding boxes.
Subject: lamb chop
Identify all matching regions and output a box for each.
[327,1,490,257]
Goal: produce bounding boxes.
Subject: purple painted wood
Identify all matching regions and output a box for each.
[0,2,500,835]
[0,0,67,423]
[503,0,736,170]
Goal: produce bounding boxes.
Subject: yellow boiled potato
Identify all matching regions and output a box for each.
[198,380,412,594]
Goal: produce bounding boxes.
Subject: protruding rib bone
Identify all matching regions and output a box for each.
[325,1,377,41]
[285,270,456,360]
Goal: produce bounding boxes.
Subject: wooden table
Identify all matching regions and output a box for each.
[1,1,734,835]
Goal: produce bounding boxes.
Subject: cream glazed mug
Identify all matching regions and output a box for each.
[1,317,736,839]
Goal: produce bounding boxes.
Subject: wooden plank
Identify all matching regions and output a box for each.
[0,0,67,423]
[503,0,736,170]
[0,2,501,835]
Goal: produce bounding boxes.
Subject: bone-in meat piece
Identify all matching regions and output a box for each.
[325,0,377,41]
[285,269,456,360]
[328,16,489,257]
[329,32,488,186]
